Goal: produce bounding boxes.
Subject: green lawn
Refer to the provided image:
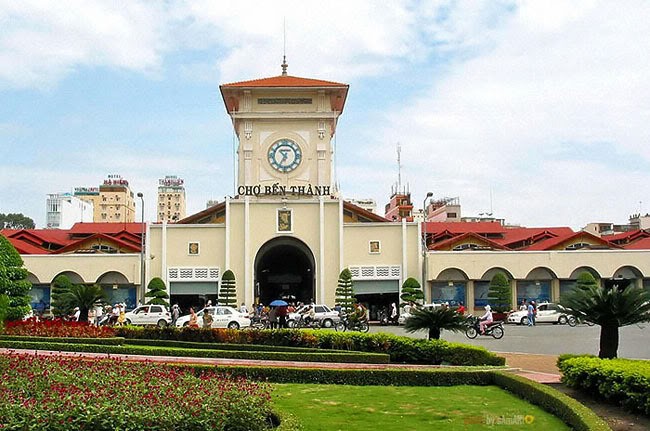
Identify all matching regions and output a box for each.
[272,384,570,431]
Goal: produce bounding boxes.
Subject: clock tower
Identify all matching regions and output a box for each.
[220,64,349,197]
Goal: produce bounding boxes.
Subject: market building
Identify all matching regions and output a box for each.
[3,66,650,317]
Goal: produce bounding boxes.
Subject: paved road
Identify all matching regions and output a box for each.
[369,322,650,359]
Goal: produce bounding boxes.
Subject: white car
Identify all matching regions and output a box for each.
[398,303,443,325]
[287,304,340,328]
[507,302,569,325]
[124,305,172,327]
[175,306,251,330]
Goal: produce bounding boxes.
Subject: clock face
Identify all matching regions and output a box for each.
[268,139,302,173]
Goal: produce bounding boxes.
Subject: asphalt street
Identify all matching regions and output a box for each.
[368,322,650,359]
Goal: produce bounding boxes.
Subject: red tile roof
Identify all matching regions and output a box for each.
[423,221,507,234]
[69,223,144,235]
[429,232,509,251]
[524,231,618,251]
[220,75,348,88]
[54,233,141,254]
[621,236,650,250]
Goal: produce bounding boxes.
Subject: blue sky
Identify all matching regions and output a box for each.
[1,0,649,229]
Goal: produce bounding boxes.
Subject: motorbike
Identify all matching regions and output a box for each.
[335,314,369,333]
[567,315,595,327]
[378,309,389,326]
[465,315,504,339]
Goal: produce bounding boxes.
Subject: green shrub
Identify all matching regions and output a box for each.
[114,327,505,366]
[558,356,650,415]
[124,338,352,353]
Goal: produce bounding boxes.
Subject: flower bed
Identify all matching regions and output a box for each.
[0,353,276,430]
[3,318,115,338]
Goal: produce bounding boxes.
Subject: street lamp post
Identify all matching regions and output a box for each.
[137,192,145,303]
[422,191,433,303]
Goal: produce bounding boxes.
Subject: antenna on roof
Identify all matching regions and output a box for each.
[397,142,402,192]
[281,18,288,76]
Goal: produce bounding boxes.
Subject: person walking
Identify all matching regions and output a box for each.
[188,307,199,328]
[171,304,180,326]
[202,309,214,328]
[389,302,398,324]
[527,300,535,326]
[269,306,278,329]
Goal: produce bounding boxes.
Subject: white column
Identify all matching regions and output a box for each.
[225,196,230,270]
[319,196,325,303]
[401,219,408,287]
[418,220,425,300]
[161,221,167,286]
[244,196,252,307]
[338,198,344,271]
[145,221,151,296]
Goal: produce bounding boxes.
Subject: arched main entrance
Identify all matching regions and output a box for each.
[254,237,315,305]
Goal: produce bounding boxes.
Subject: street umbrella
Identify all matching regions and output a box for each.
[269,299,288,307]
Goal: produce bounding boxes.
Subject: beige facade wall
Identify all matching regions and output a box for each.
[22,254,140,284]
[426,249,650,314]
[427,250,650,280]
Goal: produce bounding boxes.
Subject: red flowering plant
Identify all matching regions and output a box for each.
[0,353,274,430]
[2,317,116,338]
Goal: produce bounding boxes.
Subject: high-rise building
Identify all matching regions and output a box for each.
[45,193,94,229]
[97,174,135,223]
[157,175,186,223]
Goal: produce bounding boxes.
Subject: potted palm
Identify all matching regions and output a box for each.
[404,306,467,340]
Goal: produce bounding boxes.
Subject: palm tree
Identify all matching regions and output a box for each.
[560,279,650,359]
[404,306,468,340]
[60,284,107,323]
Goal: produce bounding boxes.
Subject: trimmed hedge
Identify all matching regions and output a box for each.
[0,340,389,364]
[492,372,611,431]
[162,363,610,431]
[0,335,124,345]
[558,355,650,416]
[115,327,505,366]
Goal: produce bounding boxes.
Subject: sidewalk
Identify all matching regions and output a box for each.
[497,351,562,383]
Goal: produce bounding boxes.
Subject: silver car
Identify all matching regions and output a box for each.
[287,304,340,328]
[175,306,251,330]
[124,305,172,327]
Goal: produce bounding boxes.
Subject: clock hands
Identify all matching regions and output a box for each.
[279,149,290,163]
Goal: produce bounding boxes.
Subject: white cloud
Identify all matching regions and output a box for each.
[0,0,169,88]
[370,0,650,228]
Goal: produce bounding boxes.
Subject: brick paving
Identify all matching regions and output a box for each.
[1,347,561,383]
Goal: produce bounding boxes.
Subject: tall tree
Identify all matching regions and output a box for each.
[0,234,32,320]
[335,268,356,313]
[219,270,237,307]
[0,213,35,229]
[560,277,650,359]
[145,277,170,307]
[400,277,424,306]
[404,306,468,340]
[60,284,107,323]
[50,274,74,317]
[487,272,512,313]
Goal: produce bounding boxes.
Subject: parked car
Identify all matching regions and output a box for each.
[124,305,171,327]
[506,302,569,325]
[175,306,251,329]
[398,303,443,325]
[287,304,340,328]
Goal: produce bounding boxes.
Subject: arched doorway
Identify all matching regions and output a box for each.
[254,237,315,305]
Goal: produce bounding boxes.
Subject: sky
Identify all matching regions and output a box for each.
[1,0,649,230]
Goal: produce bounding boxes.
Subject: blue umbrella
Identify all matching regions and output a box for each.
[269,299,288,307]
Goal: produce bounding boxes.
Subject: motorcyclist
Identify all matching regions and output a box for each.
[479,305,493,335]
